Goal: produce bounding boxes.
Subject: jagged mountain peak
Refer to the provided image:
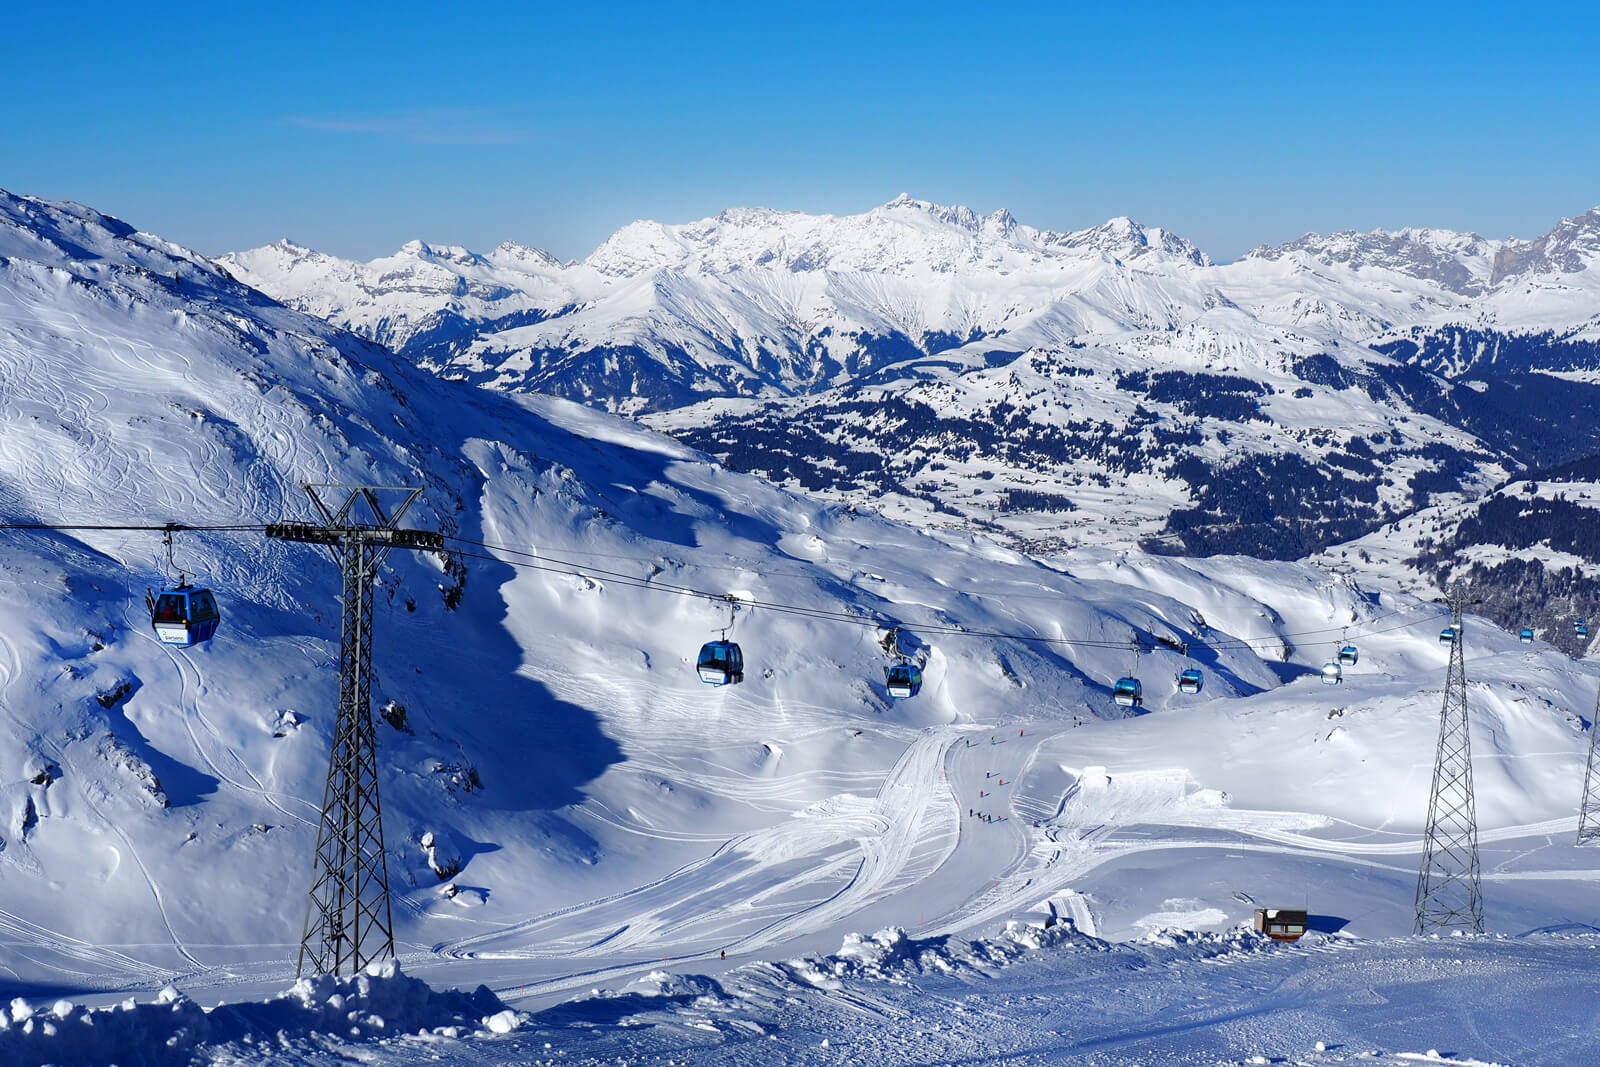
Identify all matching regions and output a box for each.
[256,238,337,266]
[576,196,1210,279]
[1053,215,1211,267]
[873,194,1014,231]
[396,239,482,267]
[225,197,1600,426]
[876,194,980,232]
[1243,207,1600,296]
[712,205,801,227]
[488,239,563,269]
[1244,225,1498,295]
[1492,206,1600,284]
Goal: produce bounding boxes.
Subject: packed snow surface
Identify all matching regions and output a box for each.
[8,928,1600,1064]
[5,190,1600,1063]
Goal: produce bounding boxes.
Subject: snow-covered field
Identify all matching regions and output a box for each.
[10,927,1600,1064]
[4,191,1600,1065]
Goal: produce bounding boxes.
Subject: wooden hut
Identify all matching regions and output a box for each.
[1252,908,1307,942]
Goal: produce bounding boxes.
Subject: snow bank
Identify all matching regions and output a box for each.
[1134,924,1281,958]
[0,962,516,1066]
[733,919,1288,1005]
[776,919,1109,990]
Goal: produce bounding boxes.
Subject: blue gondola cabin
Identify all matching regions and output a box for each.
[1112,677,1142,708]
[150,586,220,647]
[696,640,744,686]
[1338,645,1358,667]
[1320,661,1342,685]
[885,663,923,699]
[1177,668,1203,695]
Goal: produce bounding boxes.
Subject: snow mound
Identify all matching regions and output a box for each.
[0,961,513,1065]
[623,970,726,1000]
[778,920,1107,990]
[1133,924,1281,959]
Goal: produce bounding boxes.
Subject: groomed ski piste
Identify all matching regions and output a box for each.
[3,191,1600,1064]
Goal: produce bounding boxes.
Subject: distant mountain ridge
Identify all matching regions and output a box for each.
[224,199,1600,413]
[1243,207,1600,296]
[220,195,1227,413]
[224,198,1600,564]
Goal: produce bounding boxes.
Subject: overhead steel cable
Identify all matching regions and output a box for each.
[0,519,1449,658]
[0,522,270,532]
[442,534,1434,654]
[429,536,1429,650]
[442,534,837,587]
[1201,606,1419,651]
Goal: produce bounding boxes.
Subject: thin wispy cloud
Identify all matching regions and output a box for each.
[280,110,528,145]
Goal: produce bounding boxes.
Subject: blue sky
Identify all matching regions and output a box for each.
[7,1,1598,262]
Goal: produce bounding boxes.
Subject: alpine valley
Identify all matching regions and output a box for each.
[226,197,1600,649]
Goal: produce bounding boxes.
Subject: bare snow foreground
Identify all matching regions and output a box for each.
[0,961,515,1066]
[10,922,1589,1066]
[494,924,1600,1067]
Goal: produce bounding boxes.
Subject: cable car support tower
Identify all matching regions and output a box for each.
[1413,595,1484,934]
[267,485,443,977]
[1575,657,1600,844]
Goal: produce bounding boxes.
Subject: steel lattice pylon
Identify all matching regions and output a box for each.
[267,486,444,976]
[1575,678,1600,844]
[1413,598,1484,934]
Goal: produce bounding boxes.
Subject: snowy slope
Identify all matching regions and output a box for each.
[0,190,1362,983]
[12,927,1600,1065]
[1320,455,1600,659]
[10,190,1600,1064]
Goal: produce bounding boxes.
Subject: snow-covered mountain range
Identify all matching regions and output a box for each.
[10,189,1600,1063]
[220,196,1219,411]
[222,196,1600,406]
[226,199,1600,574]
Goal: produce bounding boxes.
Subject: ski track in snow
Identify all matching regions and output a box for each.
[432,728,963,991]
[0,630,181,980]
[0,906,167,982]
[412,707,1599,1014]
[158,638,317,829]
[0,630,197,979]
[428,722,1292,1000]
[63,782,203,974]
